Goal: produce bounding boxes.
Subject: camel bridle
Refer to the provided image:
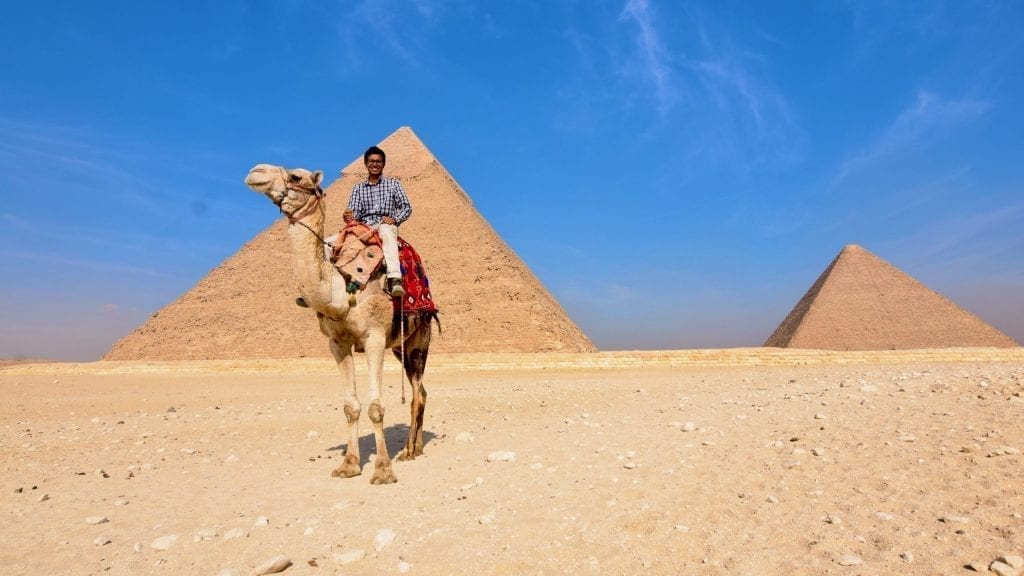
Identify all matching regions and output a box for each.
[277,177,324,224]
[272,171,333,252]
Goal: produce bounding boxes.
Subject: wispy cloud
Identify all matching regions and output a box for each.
[832,91,990,189]
[619,0,676,116]
[0,248,168,278]
[686,63,803,172]
[341,0,438,69]
[879,203,1024,270]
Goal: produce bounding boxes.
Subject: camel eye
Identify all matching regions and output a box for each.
[288,173,301,182]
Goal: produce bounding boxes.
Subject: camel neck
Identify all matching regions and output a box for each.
[287,201,334,296]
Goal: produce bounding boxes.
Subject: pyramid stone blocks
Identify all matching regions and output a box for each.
[765,244,1018,350]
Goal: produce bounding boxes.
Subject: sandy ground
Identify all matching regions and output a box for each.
[2,350,1023,576]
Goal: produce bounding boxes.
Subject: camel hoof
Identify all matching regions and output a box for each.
[331,454,361,478]
[331,465,361,478]
[371,462,398,484]
[396,447,423,461]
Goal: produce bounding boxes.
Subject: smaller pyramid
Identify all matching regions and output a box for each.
[765,244,1019,350]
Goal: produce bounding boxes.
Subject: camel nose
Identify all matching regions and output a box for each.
[245,164,276,187]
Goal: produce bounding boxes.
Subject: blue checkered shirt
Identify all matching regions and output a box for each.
[346,177,412,226]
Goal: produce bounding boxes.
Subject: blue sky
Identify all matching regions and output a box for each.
[2,0,1022,360]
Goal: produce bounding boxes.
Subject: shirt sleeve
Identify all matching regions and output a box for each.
[346,184,363,221]
[392,180,412,225]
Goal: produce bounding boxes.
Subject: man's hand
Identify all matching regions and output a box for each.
[381,216,397,225]
[343,210,355,223]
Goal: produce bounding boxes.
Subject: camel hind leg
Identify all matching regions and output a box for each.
[396,313,432,461]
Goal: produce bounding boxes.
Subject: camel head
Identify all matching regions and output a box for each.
[245,164,324,218]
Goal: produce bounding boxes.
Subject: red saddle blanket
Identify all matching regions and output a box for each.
[330,223,437,314]
[395,238,437,314]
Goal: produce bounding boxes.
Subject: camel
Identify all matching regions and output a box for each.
[244,163,436,484]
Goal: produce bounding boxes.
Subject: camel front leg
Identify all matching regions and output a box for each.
[329,339,362,479]
[365,336,397,484]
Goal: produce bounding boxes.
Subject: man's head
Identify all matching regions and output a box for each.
[364,145,386,180]
[364,146,386,165]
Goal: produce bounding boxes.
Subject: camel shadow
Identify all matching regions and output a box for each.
[326,423,436,466]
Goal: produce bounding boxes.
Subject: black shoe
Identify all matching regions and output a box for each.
[295,297,309,308]
[388,279,405,299]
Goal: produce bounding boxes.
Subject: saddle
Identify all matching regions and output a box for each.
[331,223,437,313]
[332,223,383,289]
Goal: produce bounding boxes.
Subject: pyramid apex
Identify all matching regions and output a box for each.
[839,244,866,254]
[339,126,437,179]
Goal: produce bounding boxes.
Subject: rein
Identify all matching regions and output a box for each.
[277,183,333,253]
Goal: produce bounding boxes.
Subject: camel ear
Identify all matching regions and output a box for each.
[311,170,324,186]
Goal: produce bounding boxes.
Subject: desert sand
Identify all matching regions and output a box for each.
[3,349,1023,575]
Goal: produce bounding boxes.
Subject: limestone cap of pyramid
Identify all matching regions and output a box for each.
[340,126,436,179]
[765,243,1019,350]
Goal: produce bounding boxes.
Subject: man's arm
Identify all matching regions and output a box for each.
[392,180,412,225]
[346,184,363,222]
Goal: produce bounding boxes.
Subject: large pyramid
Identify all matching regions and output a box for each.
[765,244,1018,350]
[105,127,595,360]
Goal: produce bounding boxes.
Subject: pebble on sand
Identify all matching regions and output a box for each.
[999,555,1024,569]
[334,550,366,565]
[374,528,397,551]
[85,516,109,525]
[223,528,249,540]
[251,554,292,575]
[93,536,111,546]
[255,516,269,527]
[487,451,516,462]
[193,528,218,542]
[835,555,862,566]
[151,534,178,551]
[989,560,1018,576]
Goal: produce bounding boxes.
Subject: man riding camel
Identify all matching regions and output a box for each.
[343,145,411,299]
[296,144,412,308]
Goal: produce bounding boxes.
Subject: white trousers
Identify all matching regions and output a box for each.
[374,223,402,279]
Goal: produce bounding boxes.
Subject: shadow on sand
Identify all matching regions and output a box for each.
[326,423,436,466]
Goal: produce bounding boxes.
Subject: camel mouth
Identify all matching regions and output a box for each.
[244,164,280,190]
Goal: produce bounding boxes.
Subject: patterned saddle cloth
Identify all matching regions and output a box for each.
[331,223,437,313]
